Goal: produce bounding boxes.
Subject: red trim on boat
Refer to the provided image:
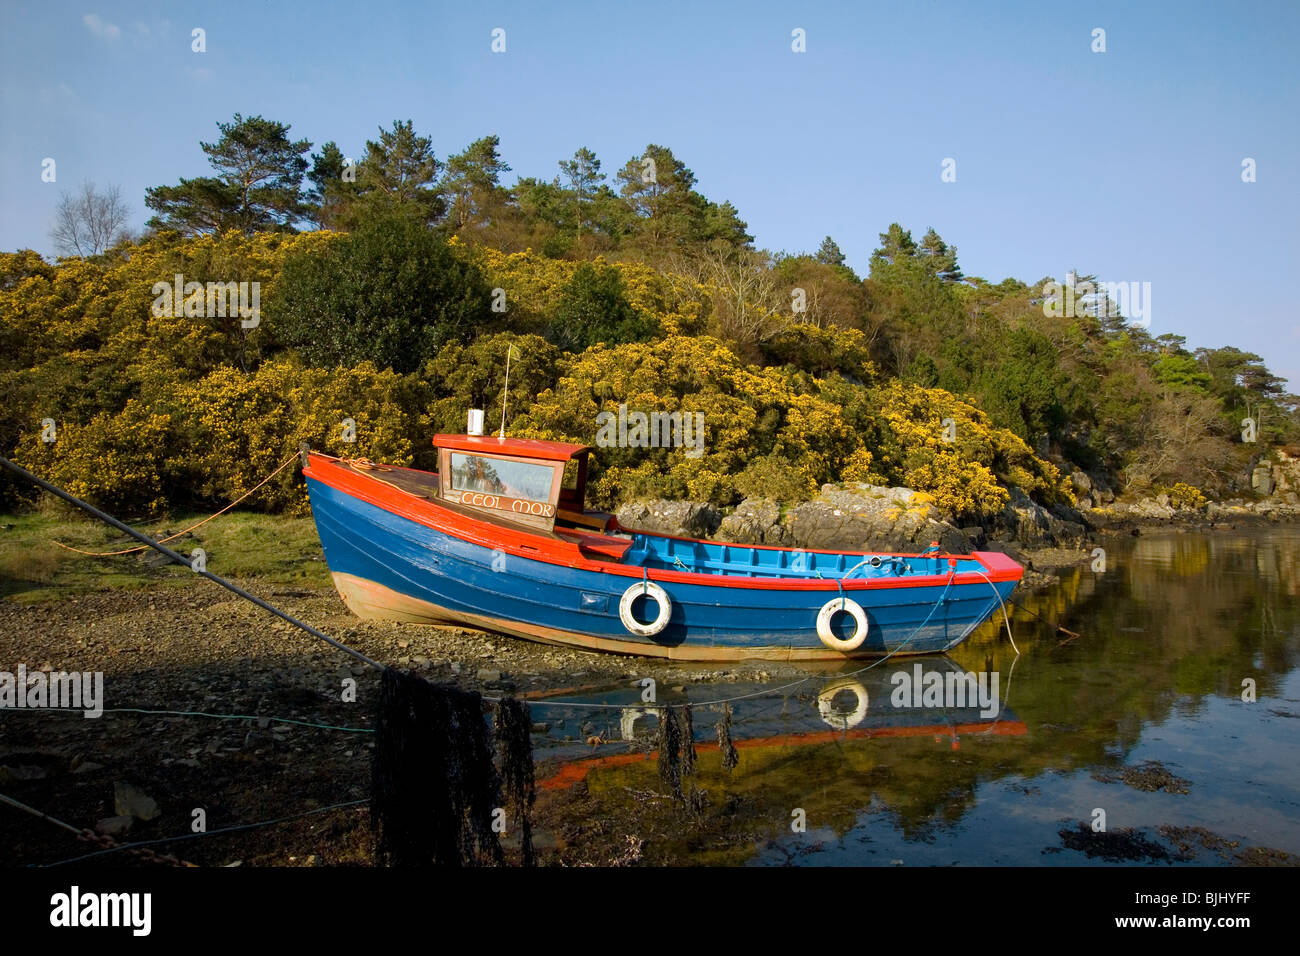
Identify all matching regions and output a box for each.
[303,454,1023,590]
[432,433,591,461]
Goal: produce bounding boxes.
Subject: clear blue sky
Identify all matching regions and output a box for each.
[2,0,1296,388]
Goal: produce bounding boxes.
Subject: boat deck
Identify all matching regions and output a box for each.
[624,533,979,580]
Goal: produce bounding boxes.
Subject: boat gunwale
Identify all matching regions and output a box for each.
[304,453,1023,591]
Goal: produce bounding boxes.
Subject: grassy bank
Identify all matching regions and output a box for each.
[0,510,331,602]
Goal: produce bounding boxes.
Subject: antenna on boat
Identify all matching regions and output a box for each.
[498,343,516,439]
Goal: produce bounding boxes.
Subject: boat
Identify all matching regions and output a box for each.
[301,426,1023,661]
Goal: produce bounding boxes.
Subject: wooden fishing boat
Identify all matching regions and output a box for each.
[302,432,1022,661]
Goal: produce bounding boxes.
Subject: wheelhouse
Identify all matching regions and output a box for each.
[433,434,605,533]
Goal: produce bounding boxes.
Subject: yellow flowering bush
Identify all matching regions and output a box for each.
[1163,482,1208,510]
[16,400,177,513]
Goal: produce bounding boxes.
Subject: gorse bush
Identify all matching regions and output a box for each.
[13,360,428,515]
[5,218,1285,522]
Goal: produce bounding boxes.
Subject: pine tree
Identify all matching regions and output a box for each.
[146,113,311,235]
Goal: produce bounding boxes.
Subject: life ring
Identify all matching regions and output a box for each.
[619,581,672,636]
[816,597,869,652]
[817,679,870,730]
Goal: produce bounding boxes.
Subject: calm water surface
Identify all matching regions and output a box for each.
[534,528,1300,865]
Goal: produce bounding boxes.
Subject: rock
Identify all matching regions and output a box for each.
[95,815,134,838]
[616,500,720,538]
[1076,496,1093,511]
[113,781,161,821]
[70,760,105,775]
[1001,487,1088,547]
[411,655,431,669]
[787,484,972,553]
[476,668,502,682]
[0,763,47,784]
[1126,497,1176,519]
[959,526,987,548]
[1069,470,1092,494]
[716,498,792,546]
[1252,464,1275,496]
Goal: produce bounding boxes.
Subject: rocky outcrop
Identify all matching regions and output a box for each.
[997,487,1089,547]
[621,485,977,552]
[1069,469,1115,510]
[786,485,973,552]
[715,498,792,546]
[615,501,720,538]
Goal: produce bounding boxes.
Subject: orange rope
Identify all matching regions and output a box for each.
[52,451,301,557]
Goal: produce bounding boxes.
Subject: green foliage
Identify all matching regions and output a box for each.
[268,215,492,373]
[423,333,561,439]
[146,114,311,235]
[546,262,656,351]
[1153,353,1212,391]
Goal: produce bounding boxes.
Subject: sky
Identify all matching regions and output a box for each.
[1,0,1297,388]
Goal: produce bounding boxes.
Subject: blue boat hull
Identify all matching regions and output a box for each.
[306,476,1017,661]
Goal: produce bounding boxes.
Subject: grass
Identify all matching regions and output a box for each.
[0,509,332,602]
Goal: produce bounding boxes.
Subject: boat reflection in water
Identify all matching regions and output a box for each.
[529,655,1026,792]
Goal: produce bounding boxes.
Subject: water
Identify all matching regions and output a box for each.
[531,528,1300,865]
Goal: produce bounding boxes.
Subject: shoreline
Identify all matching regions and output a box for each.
[1,511,1294,866]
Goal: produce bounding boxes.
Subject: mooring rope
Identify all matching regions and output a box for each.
[0,456,384,672]
[971,567,1019,655]
[51,451,300,556]
[0,791,195,867]
[37,799,369,868]
[8,706,375,733]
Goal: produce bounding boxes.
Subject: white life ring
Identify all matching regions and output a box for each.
[816,597,869,652]
[619,581,672,636]
[817,679,870,730]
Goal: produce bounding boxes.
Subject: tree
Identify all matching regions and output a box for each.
[815,236,846,267]
[344,120,445,227]
[919,227,963,282]
[142,176,239,235]
[268,213,492,373]
[673,243,784,346]
[547,263,655,351]
[615,144,701,248]
[49,181,131,256]
[557,147,604,236]
[306,141,359,230]
[146,114,311,235]
[443,135,512,232]
[869,224,919,272]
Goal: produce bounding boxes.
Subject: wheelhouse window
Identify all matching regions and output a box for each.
[449,453,554,503]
